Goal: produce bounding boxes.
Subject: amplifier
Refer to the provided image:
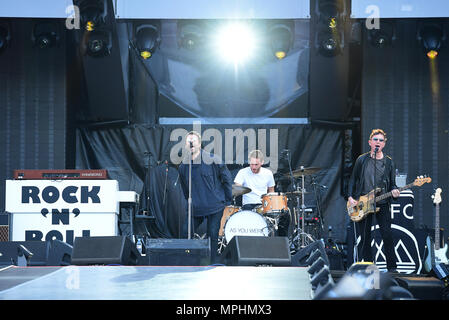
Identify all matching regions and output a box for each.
[145,238,211,266]
[13,169,108,180]
[0,214,8,242]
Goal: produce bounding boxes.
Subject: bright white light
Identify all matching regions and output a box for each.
[214,22,257,64]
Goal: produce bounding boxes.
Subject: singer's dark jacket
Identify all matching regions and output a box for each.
[179,150,233,217]
[347,151,397,201]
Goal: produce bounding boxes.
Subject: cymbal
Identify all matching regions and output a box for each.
[289,167,322,177]
[232,184,252,197]
[285,190,310,196]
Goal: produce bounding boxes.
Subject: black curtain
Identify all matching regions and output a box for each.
[76,123,348,241]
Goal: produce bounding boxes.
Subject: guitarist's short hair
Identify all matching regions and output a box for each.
[369,129,387,141]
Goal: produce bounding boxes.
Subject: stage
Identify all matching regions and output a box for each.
[0,265,313,300]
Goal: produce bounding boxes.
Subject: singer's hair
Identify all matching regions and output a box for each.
[248,150,264,162]
[186,131,202,144]
[369,129,387,141]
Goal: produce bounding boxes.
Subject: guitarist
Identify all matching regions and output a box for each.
[347,129,400,272]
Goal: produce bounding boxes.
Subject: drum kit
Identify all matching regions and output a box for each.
[218,166,324,254]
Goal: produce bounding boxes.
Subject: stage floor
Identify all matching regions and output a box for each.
[0,265,312,300]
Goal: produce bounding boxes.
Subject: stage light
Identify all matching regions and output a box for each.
[310,266,331,288]
[0,24,10,54]
[78,0,107,32]
[268,23,292,60]
[135,24,160,60]
[317,29,341,57]
[368,21,395,49]
[427,50,438,59]
[308,257,327,275]
[178,21,203,50]
[315,262,414,300]
[314,0,346,57]
[85,29,111,57]
[32,21,59,49]
[418,23,445,59]
[213,21,257,64]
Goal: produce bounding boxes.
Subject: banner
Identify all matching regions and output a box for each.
[5,180,121,245]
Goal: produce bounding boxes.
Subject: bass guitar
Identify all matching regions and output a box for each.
[424,188,448,272]
[347,175,431,222]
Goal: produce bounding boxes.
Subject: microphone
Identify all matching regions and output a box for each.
[374,147,379,153]
[189,141,193,149]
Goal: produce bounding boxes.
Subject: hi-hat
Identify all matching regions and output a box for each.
[285,189,310,196]
[288,167,322,177]
[232,184,252,197]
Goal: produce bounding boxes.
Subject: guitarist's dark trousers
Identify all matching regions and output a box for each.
[356,202,397,271]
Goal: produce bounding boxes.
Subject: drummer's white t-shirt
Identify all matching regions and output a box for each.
[234,167,275,205]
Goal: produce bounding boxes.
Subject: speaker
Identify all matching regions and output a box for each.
[221,236,291,266]
[0,226,8,242]
[291,239,329,267]
[146,238,211,266]
[71,236,140,266]
[395,276,445,300]
[325,247,345,270]
[0,240,72,266]
[0,214,9,242]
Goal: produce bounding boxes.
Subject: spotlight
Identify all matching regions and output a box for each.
[32,21,60,49]
[78,0,107,32]
[317,29,342,57]
[368,21,395,48]
[85,29,111,57]
[310,266,332,288]
[268,23,293,60]
[418,22,445,59]
[213,21,258,64]
[0,23,11,54]
[135,24,160,59]
[178,21,203,50]
[427,50,438,59]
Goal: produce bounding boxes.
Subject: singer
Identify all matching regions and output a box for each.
[347,128,400,272]
[178,131,233,264]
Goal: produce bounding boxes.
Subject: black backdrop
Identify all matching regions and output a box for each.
[361,19,449,236]
[75,124,349,241]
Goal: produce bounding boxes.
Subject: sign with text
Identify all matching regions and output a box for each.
[347,190,424,274]
[5,180,121,245]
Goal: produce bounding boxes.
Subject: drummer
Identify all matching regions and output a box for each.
[234,150,275,211]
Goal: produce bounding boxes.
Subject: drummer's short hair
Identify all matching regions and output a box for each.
[249,150,264,162]
[186,130,202,143]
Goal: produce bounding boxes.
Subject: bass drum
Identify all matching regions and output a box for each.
[219,205,240,237]
[223,210,272,244]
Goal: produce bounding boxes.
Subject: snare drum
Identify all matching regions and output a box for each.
[223,210,270,243]
[219,205,240,236]
[261,193,288,216]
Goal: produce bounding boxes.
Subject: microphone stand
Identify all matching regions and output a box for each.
[187,142,193,240]
[373,147,378,214]
[286,150,296,192]
[286,150,300,249]
[163,160,169,228]
[143,151,152,216]
[299,167,306,248]
[285,152,313,249]
[311,176,325,238]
